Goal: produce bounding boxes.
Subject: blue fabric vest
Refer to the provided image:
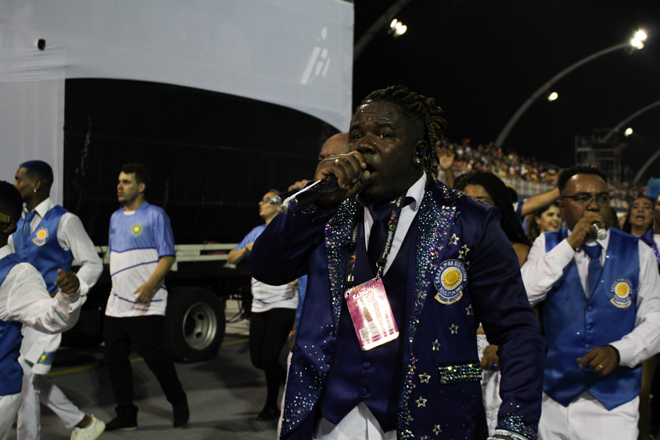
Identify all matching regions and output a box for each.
[543,227,641,409]
[0,254,24,396]
[318,211,418,432]
[13,206,72,293]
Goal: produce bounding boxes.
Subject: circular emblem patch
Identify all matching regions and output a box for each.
[434,259,467,305]
[131,224,143,236]
[610,277,633,308]
[32,227,49,246]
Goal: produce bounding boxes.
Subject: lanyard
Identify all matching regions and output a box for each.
[344,194,406,289]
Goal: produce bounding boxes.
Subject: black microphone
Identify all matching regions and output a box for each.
[280,176,339,214]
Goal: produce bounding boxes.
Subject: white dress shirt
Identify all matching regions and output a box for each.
[0,245,82,334]
[8,198,102,296]
[362,172,426,276]
[317,173,427,440]
[521,228,660,368]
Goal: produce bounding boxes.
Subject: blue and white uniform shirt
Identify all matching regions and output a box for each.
[106,202,175,317]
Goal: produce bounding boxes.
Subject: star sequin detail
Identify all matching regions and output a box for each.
[433,424,443,435]
[466,304,474,315]
[458,250,465,259]
[416,396,427,407]
[461,244,470,256]
[419,372,431,383]
[449,324,459,335]
[432,339,441,351]
[450,234,459,246]
[421,436,430,440]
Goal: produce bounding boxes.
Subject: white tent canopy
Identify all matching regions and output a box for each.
[0,0,354,203]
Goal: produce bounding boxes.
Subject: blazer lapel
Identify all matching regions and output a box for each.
[324,198,359,331]
[407,178,460,343]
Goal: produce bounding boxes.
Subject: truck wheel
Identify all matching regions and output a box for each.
[165,287,225,362]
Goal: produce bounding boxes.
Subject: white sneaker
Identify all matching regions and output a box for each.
[71,415,106,440]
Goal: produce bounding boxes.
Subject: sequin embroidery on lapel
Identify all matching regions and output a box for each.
[398,179,459,436]
[324,198,358,331]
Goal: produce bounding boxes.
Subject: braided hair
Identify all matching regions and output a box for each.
[361,85,447,176]
[454,171,532,247]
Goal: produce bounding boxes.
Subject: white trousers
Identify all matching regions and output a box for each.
[313,403,396,440]
[0,393,21,440]
[17,363,85,440]
[539,392,639,440]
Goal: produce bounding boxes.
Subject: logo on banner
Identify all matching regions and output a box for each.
[131,224,143,236]
[610,277,633,308]
[434,259,467,305]
[32,227,49,246]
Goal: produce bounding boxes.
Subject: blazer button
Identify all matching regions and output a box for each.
[363,361,371,370]
[359,386,368,397]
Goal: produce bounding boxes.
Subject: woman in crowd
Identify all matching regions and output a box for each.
[526,202,563,242]
[453,171,532,434]
[227,190,298,421]
[621,195,659,440]
[454,171,532,265]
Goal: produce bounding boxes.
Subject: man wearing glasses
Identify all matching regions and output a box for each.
[522,166,660,440]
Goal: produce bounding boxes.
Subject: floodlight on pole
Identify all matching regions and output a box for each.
[547,92,558,101]
[494,29,648,149]
[624,127,633,136]
[353,0,414,61]
[631,30,647,49]
[389,19,407,37]
[599,98,660,143]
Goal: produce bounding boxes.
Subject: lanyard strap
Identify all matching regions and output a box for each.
[344,194,406,288]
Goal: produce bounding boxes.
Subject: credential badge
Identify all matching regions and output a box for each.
[610,277,632,308]
[32,227,49,246]
[434,259,467,305]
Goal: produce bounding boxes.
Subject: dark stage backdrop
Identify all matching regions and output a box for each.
[63,79,337,245]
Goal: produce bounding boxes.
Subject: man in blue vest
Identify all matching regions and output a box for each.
[10,160,105,440]
[251,85,545,440]
[521,166,660,440]
[0,181,83,440]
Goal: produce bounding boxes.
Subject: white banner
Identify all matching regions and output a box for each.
[0,0,354,203]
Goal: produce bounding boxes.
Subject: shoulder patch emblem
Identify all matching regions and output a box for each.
[32,227,49,246]
[434,259,467,305]
[131,224,143,236]
[610,277,633,308]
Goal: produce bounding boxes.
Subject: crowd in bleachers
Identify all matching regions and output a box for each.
[436,138,649,209]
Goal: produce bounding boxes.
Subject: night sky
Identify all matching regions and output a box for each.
[352,0,660,183]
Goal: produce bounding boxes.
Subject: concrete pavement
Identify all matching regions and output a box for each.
[10,300,280,439]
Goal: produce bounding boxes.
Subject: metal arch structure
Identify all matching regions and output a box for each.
[599,99,660,143]
[634,148,660,185]
[494,42,632,149]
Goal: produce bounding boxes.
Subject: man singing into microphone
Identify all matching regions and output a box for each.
[521,166,660,440]
[251,85,544,440]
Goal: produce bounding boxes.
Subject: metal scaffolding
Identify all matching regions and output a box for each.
[574,129,627,184]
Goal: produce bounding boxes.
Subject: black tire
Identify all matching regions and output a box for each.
[164,286,226,362]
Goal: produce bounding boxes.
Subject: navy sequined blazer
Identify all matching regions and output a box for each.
[251,178,545,440]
